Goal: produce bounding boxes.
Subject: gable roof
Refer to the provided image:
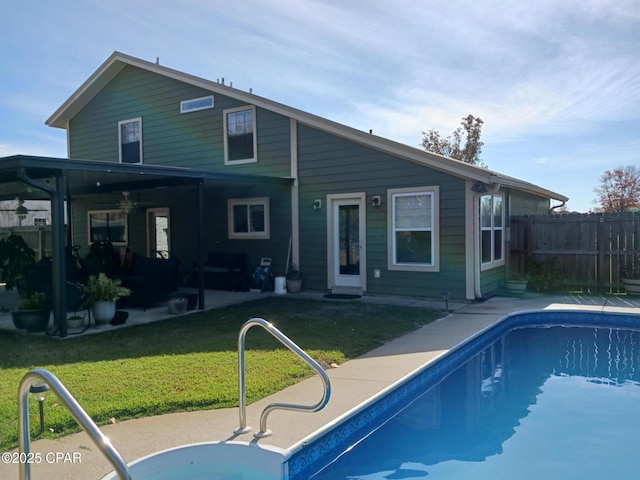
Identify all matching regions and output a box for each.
[46,51,568,203]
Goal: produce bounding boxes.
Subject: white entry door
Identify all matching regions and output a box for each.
[329,194,366,290]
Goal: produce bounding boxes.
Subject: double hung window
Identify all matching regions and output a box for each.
[388,186,439,272]
[224,106,257,164]
[118,118,142,164]
[480,194,504,267]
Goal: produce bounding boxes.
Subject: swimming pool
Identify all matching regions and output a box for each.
[288,310,640,479]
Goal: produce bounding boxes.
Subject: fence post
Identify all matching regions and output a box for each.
[597,215,606,293]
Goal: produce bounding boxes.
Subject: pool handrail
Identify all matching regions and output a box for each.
[18,368,132,480]
[236,317,331,438]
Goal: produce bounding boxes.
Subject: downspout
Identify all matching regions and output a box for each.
[549,200,566,214]
[473,182,500,299]
[17,169,68,337]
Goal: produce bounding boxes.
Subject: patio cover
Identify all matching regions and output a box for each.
[0,155,292,337]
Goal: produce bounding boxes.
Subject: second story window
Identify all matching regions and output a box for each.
[119,118,142,164]
[224,106,257,164]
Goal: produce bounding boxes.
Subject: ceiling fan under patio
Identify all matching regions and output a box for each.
[94,191,155,214]
[0,197,49,219]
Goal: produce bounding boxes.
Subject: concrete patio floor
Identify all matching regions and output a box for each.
[0,288,268,337]
[1,291,639,479]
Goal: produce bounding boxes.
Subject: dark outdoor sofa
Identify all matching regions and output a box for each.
[192,252,247,291]
[25,254,89,311]
[119,256,180,310]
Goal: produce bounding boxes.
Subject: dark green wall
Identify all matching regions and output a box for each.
[296,124,468,299]
[69,65,291,177]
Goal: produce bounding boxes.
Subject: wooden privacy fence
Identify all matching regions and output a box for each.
[510,212,640,293]
[0,226,52,261]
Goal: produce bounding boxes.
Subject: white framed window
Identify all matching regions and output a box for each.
[228,197,269,239]
[88,210,128,245]
[388,186,439,272]
[480,193,504,268]
[180,95,214,114]
[224,106,257,164]
[118,117,142,164]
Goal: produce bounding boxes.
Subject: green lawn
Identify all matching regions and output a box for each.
[0,297,442,451]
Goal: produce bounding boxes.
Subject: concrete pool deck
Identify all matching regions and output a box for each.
[2,293,639,479]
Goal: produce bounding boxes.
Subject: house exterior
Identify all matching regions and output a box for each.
[41,51,566,302]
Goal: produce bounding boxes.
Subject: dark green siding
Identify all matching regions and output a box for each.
[69,66,291,177]
[297,124,468,299]
[509,190,550,216]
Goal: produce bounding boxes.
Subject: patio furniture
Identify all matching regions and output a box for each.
[119,256,180,310]
[192,252,247,291]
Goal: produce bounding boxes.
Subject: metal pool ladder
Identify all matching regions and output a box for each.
[17,368,132,480]
[235,318,331,438]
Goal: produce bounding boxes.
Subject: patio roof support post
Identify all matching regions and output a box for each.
[197,181,205,310]
[17,170,68,337]
[52,174,67,337]
[65,184,73,249]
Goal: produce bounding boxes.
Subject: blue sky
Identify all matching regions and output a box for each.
[1,0,638,212]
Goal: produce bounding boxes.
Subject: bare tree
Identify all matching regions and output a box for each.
[421,114,486,167]
[593,165,640,212]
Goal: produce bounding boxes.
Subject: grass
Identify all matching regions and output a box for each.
[0,297,443,451]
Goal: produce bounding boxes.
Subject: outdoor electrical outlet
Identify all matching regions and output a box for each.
[374,269,381,278]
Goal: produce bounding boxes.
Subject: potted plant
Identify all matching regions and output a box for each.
[19,292,51,332]
[504,273,528,296]
[83,273,131,324]
[286,264,303,294]
[621,257,640,295]
[67,311,86,329]
[0,234,36,293]
[166,292,188,315]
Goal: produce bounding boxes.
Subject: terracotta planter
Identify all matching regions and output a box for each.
[167,293,188,315]
[67,315,86,329]
[92,301,116,324]
[622,278,640,295]
[504,280,528,296]
[286,279,302,294]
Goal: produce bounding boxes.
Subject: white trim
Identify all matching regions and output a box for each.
[326,193,367,292]
[227,197,270,239]
[290,119,300,267]
[118,117,143,164]
[223,105,257,165]
[180,95,214,114]
[65,121,71,158]
[387,186,440,272]
[465,181,476,300]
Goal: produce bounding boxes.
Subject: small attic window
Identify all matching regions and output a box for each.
[180,95,214,113]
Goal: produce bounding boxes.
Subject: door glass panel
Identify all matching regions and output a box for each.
[339,204,360,275]
[148,209,170,258]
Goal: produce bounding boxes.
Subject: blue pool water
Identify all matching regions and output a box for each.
[290,311,640,480]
